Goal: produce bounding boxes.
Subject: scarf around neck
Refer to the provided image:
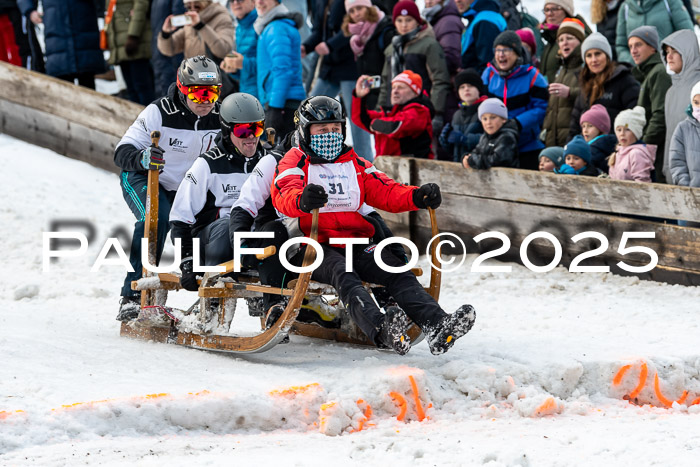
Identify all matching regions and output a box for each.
[391,26,422,79]
[348,8,385,58]
[253,3,290,35]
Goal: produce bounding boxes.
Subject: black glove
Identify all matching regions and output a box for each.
[140,145,165,170]
[412,183,442,209]
[299,184,328,213]
[370,118,400,134]
[179,259,199,291]
[125,35,139,56]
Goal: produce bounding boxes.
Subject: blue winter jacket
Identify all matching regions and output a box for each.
[234,10,259,96]
[257,13,306,109]
[482,63,549,152]
[18,0,105,77]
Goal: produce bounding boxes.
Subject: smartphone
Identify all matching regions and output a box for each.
[367,75,382,89]
[171,14,192,27]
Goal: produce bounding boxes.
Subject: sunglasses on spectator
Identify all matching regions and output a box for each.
[177,83,221,103]
[542,6,563,13]
[232,121,265,138]
[493,47,515,55]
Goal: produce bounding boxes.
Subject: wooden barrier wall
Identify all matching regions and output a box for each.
[0,62,142,174]
[374,157,700,286]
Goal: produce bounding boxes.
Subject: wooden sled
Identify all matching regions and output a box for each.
[120,148,443,353]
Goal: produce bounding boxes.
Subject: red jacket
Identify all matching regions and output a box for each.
[272,145,418,243]
[351,91,434,159]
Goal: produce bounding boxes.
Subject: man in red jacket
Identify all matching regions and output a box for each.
[272,96,475,355]
[352,70,435,159]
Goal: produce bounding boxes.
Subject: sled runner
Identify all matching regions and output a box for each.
[120,137,443,354]
[120,207,443,354]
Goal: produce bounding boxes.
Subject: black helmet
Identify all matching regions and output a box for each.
[295,96,346,144]
[220,93,265,141]
[176,55,222,89]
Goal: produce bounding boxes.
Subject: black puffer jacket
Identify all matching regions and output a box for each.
[465,119,520,169]
[569,63,640,140]
[304,0,358,83]
[355,15,395,111]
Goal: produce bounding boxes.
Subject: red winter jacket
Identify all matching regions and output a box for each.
[352,91,434,159]
[272,145,418,243]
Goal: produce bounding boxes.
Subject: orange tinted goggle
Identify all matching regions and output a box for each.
[232,121,265,138]
[178,83,221,103]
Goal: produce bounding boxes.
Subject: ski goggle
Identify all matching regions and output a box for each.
[232,121,265,139]
[178,83,221,103]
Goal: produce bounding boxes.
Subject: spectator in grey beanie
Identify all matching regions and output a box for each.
[569,32,640,142]
[539,146,564,172]
[628,24,671,181]
[463,97,520,170]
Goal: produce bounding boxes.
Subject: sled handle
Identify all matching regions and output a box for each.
[426,207,441,301]
[141,130,161,308]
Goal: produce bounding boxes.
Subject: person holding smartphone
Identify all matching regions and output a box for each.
[158,0,234,63]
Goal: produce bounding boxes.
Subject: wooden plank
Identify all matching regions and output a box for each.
[1,100,120,173]
[375,156,700,222]
[414,159,700,222]
[0,61,141,138]
[406,194,700,277]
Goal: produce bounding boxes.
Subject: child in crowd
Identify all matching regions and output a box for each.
[556,135,600,176]
[538,147,564,172]
[462,98,519,169]
[608,106,656,182]
[440,69,487,162]
[516,28,539,68]
[669,81,700,226]
[579,104,617,173]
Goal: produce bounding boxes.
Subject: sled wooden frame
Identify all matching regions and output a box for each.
[121,208,443,353]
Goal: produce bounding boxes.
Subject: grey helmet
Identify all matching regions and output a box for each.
[220,93,266,141]
[176,55,222,90]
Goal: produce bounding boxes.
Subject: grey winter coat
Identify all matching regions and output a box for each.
[661,29,700,181]
[669,113,700,187]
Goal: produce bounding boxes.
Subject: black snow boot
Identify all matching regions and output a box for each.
[265,302,286,329]
[425,305,476,355]
[116,296,140,322]
[378,306,411,355]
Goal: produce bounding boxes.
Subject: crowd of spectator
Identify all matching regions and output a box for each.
[2,0,700,189]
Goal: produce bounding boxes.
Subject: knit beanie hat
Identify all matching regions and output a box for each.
[691,80,700,101]
[345,0,372,11]
[493,30,523,56]
[580,104,611,134]
[614,106,647,139]
[545,0,574,16]
[628,25,660,51]
[581,32,613,61]
[539,147,565,168]
[563,135,591,164]
[516,28,537,55]
[392,1,424,24]
[478,97,508,120]
[557,18,586,42]
[392,70,422,95]
[454,69,485,95]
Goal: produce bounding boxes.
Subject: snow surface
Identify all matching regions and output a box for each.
[2,132,700,466]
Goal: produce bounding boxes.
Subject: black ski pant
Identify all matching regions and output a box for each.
[241,220,294,309]
[300,243,447,345]
[119,171,176,298]
[195,217,232,266]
